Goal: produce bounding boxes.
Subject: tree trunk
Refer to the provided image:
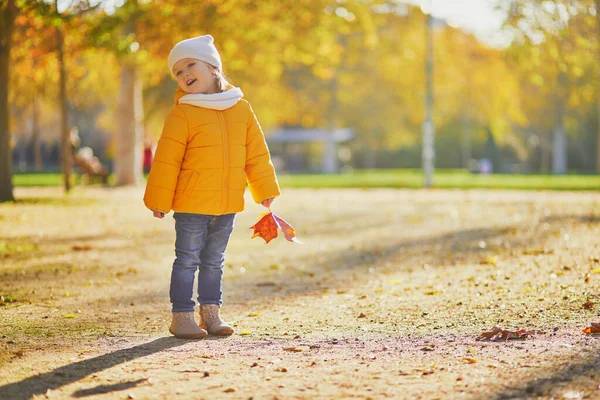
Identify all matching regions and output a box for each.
[552,103,567,175]
[32,96,43,171]
[540,133,551,174]
[56,21,72,192]
[363,144,377,169]
[115,65,144,185]
[461,116,471,169]
[596,0,600,172]
[0,0,16,202]
[115,0,144,186]
[423,12,435,187]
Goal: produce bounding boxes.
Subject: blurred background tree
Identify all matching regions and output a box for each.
[501,0,598,173]
[3,0,600,201]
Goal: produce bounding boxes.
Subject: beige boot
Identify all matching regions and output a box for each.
[169,312,208,339]
[199,305,234,336]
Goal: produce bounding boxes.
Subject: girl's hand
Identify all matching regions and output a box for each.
[261,197,275,208]
[152,210,165,219]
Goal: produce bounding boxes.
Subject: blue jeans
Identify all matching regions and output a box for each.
[170,212,236,312]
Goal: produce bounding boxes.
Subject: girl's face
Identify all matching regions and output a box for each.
[173,58,218,95]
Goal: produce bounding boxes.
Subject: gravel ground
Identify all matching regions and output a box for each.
[1,187,600,400]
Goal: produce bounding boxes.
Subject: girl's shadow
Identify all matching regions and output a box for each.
[0,336,192,400]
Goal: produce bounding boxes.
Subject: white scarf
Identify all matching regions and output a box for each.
[178,87,244,110]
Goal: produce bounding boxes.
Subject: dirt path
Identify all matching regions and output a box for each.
[2,187,600,399]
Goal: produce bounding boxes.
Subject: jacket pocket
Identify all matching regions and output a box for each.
[184,171,200,195]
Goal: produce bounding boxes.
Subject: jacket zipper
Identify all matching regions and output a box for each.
[218,111,229,214]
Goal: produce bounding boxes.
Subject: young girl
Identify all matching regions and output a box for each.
[144,35,280,339]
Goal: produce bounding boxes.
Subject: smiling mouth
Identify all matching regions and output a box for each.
[186,78,197,86]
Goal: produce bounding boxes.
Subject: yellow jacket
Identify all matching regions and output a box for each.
[143,87,280,215]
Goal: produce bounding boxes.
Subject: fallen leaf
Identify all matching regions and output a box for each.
[462,357,477,364]
[283,347,303,352]
[14,350,24,357]
[478,325,539,341]
[240,330,252,336]
[223,388,236,393]
[591,267,600,274]
[583,322,600,334]
[64,313,76,319]
[248,312,261,317]
[358,312,367,318]
[583,301,595,309]
[250,212,302,244]
[256,282,276,287]
[72,244,93,251]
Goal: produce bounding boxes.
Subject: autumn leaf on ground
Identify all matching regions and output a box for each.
[583,301,594,309]
[283,347,303,352]
[583,322,600,334]
[478,325,539,341]
[250,212,302,244]
[72,244,93,251]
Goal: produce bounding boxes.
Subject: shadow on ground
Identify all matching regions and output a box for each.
[474,343,600,400]
[0,337,187,400]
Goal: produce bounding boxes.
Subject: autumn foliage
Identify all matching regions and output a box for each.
[250,212,301,244]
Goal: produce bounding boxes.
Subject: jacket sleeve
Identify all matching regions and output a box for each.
[245,103,281,203]
[143,106,188,213]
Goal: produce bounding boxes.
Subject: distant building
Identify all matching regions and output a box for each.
[266,128,355,174]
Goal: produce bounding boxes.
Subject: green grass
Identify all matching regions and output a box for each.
[13,173,65,187]
[13,173,114,188]
[12,170,600,190]
[278,169,600,191]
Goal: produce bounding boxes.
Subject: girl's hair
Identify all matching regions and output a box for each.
[210,65,231,92]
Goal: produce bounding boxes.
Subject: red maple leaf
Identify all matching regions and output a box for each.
[250,212,301,244]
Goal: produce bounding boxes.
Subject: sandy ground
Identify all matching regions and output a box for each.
[2,186,600,399]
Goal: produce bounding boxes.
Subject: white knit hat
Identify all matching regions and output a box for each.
[168,35,222,74]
